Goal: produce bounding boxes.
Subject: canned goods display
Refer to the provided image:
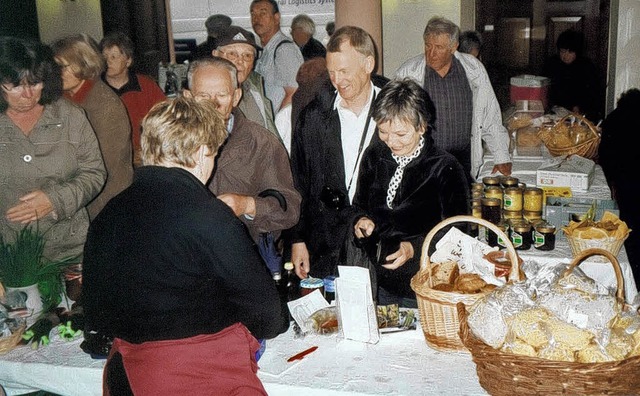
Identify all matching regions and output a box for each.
[523,187,544,212]
[503,187,523,211]
[534,222,556,251]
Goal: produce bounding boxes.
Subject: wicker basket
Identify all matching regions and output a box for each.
[410,215,521,352]
[0,282,26,355]
[537,113,600,159]
[458,248,640,395]
[566,232,628,263]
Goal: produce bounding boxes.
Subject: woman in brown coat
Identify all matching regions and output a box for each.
[52,34,133,220]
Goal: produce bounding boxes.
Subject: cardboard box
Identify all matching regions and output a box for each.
[544,197,619,237]
[510,75,550,110]
[536,155,595,192]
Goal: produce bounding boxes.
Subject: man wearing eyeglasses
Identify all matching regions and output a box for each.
[212,25,280,140]
[184,57,301,269]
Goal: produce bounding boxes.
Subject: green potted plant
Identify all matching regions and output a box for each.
[0,225,78,317]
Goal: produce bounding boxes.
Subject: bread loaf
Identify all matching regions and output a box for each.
[430,260,459,287]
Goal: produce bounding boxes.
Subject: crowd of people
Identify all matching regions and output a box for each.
[1,0,630,392]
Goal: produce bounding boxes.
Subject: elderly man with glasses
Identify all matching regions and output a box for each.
[212,25,280,140]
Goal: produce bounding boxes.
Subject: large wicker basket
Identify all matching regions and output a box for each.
[537,113,600,159]
[0,282,26,355]
[410,215,521,352]
[458,248,640,395]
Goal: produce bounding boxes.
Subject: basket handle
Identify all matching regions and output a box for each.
[556,113,600,139]
[419,215,521,285]
[561,248,625,301]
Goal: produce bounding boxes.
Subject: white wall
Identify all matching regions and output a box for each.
[169,0,335,45]
[36,0,103,45]
[381,1,462,76]
[612,0,640,107]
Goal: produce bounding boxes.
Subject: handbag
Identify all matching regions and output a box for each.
[339,233,378,300]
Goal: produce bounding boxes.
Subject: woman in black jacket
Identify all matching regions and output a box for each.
[353,78,470,307]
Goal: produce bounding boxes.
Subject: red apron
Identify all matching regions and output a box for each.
[104,323,267,395]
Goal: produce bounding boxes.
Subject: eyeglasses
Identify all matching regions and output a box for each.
[218,50,255,63]
[1,82,43,94]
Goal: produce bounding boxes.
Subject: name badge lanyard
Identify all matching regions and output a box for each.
[346,91,377,201]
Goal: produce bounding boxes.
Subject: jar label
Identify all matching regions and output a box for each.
[511,231,523,247]
[534,231,545,247]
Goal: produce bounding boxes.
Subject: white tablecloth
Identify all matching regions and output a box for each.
[0,320,489,396]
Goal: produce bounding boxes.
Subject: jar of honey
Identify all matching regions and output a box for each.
[482,176,501,188]
[481,197,502,225]
[484,186,503,208]
[534,222,556,251]
[500,176,519,189]
[523,187,544,212]
[503,187,523,212]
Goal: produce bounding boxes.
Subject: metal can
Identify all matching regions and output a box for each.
[523,187,544,212]
[534,223,556,251]
[300,277,324,297]
[503,187,523,212]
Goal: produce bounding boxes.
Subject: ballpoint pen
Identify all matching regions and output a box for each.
[286,345,318,362]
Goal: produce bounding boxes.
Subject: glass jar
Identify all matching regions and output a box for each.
[523,187,544,212]
[503,210,523,222]
[534,222,556,251]
[481,197,502,225]
[503,187,523,212]
[484,185,503,208]
[486,221,509,248]
[300,277,324,297]
[500,176,520,189]
[523,210,543,223]
[482,176,501,188]
[510,223,532,250]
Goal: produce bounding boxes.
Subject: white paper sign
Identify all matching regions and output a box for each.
[336,266,379,344]
[287,290,330,333]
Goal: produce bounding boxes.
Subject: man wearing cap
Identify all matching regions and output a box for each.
[184,57,301,265]
[195,14,232,60]
[213,25,280,139]
[250,0,303,112]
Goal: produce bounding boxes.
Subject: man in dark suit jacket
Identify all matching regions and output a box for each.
[288,26,388,279]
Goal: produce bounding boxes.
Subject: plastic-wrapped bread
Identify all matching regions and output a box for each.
[538,287,620,334]
[507,308,551,349]
[468,295,508,349]
[605,328,634,360]
[502,338,537,357]
[576,343,614,363]
[538,342,576,362]
[543,317,593,351]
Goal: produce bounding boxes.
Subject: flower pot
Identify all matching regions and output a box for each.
[6,283,43,326]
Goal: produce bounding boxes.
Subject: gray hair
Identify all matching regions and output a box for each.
[423,16,460,48]
[187,57,238,91]
[459,30,482,55]
[291,14,316,36]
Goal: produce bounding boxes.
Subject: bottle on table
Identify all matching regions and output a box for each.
[273,272,291,333]
[283,261,300,302]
